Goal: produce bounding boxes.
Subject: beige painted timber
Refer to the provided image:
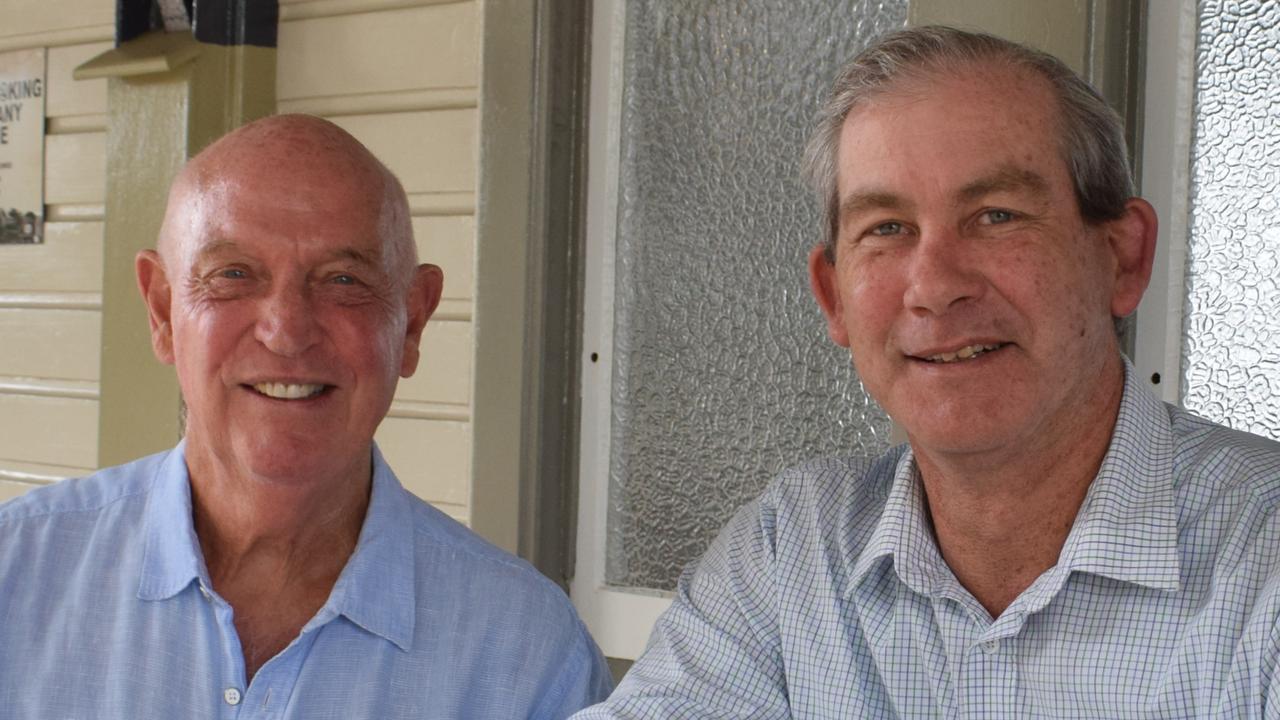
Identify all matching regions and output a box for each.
[0,0,113,41]
[0,457,95,482]
[413,215,475,302]
[0,309,101,382]
[46,41,110,118]
[329,110,478,194]
[277,2,478,100]
[909,0,1089,73]
[375,416,472,506]
[398,320,473,406]
[0,222,103,293]
[44,132,107,205]
[0,480,41,503]
[0,394,97,469]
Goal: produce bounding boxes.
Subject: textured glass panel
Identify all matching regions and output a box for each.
[606,1,904,591]
[1182,0,1280,440]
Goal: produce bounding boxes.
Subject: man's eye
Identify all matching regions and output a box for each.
[331,274,358,285]
[982,209,1015,224]
[869,221,905,237]
[220,268,248,280]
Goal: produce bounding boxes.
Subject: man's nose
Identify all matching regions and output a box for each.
[255,286,321,357]
[901,227,985,315]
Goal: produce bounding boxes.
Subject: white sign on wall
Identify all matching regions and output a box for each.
[0,48,45,245]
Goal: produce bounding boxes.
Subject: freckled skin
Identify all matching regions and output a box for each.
[808,64,1157,614]
[812,65,1131,467]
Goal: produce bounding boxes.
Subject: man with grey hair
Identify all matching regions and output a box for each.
[0,114,611,717]
[578,26,1280,718]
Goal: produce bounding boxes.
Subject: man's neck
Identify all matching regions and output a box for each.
[184,442,372,680]
[913,361,1127,619]
[185,448,371,578]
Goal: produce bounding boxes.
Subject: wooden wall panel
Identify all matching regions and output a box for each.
[330,110,476,194]
[0,0,113,41]
[45,132,106,204]
[398,320,471,406]
[0,394,97,469]
[414,215,474,302]
[46,41,110,118]
[0,222,104,293]
[0,479,40,503]
[375,416,470,507]
[0,309,101,381]
[277,2,478,100]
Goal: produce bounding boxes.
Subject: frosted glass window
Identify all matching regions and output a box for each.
[605,1,904,591]
[1181,1,1280,440]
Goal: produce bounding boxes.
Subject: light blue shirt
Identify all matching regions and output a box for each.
[0,443,612,719]
[578,364,1280,718]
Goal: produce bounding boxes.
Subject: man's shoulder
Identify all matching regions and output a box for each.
[0,449,169,529]
[1169,405,1280,507]
[702,444,906,573]
[397,488,578,612]
[760,446,906,527]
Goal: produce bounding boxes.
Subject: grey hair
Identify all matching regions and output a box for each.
[802,25,1134,261]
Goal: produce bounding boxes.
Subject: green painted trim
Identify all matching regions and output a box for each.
[470,1,536,555]
[93,33,274,469]
[470,1,592,584]
[909,0,1090,73]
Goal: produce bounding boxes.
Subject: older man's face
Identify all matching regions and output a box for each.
[810,65,1146,463]
[143,148,432,484]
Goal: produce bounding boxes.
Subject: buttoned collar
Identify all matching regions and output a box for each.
[137,442,416,651]
[849,359,1181,603]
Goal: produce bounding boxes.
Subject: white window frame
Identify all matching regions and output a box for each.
[570,0,674,662]
[1132,0,1198,404]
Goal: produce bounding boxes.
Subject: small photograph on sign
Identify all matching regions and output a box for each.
[1,208,41,244]
[0,47,46,245]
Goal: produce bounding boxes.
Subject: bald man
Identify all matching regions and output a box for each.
[0,115,611,718]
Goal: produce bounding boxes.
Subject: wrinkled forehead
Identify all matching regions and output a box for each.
[160,127,411,271]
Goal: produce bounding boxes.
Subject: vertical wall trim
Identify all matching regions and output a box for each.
[86,31,275,469]
[471,0,591,585]
[470,0,537,555]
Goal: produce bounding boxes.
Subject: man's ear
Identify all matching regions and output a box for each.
[1106,198,1158,318]
[135,250,176,365]
[808,245,851,348]
[400,263,444,378]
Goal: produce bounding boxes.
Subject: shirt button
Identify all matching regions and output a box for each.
[224,687,242,705]
[981,641,999,655]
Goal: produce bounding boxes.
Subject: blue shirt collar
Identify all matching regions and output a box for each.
[850,359,1181,599]
[137,441,416,651]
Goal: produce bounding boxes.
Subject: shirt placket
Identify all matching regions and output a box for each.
[956,630,1019,720]
[932,594,1021,720]
[202,582,321,720]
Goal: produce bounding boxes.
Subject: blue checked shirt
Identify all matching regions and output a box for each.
[578,364,1280,718]
[0,442,612,719]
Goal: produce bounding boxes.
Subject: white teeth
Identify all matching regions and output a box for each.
[925,343,1001,364]
[253,382,326,399]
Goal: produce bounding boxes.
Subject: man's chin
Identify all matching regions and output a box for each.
[188,432,372,486]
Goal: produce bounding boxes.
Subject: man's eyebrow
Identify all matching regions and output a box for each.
[837,190,909,223]
[956,166,1050,204]
[330,247,383,267]
[190,239,239,263]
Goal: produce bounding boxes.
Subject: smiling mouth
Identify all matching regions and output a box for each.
[250,382,330,400]
[919,343,1006,364]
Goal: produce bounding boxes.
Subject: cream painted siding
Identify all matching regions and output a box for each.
[277,0,480,524]
[0,1,112,502]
